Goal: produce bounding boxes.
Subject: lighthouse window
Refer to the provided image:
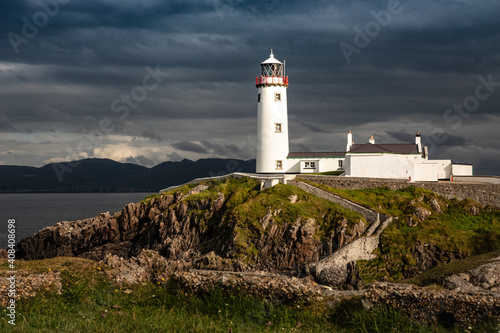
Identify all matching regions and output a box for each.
[274,93,281,101]
[275,123,282,133]
[304,161,316,169]
[276,160,283,170]
[338,160,343,168]
[258,93,261,102]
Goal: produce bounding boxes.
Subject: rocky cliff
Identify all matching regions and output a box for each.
[17,178,372,281]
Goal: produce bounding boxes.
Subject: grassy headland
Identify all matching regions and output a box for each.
[4,177,500,331]
[1,257,490,332]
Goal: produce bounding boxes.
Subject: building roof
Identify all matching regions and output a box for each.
[261,50,283,65]
[349,143,420,154]
[287,152,346,159]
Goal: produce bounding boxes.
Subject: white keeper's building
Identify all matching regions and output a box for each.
[255,51,473,181]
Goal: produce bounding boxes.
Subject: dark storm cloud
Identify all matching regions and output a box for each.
[0,0,499,174]
[300,122,333,134]
[171,141,209,154]
[115,121,164,142]
[386,130,473,147]
[170,139,249,158]
[0,114,16,132]
[289,143,313,153]
[200,140,245,158]
[384,130,415,143]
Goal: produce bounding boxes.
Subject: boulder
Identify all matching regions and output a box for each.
[469,261,500,290]
[414,206,432,220]
[430,198,442,213]
[443,274,480,292]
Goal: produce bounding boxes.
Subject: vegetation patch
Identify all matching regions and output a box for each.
[300,179,434,217]
[158,177,369,262]
[217,180,367,257]
[302,179,500,284]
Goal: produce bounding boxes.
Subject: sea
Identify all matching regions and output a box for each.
[0,192,152,249]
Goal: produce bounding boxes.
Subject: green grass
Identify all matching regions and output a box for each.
[2,257,329,332]
[139,193,160,204]
[0,257,329,331]
[139,183,201,205]
[9,285,326,332]
[231,182,366,227]
[300,179,432,217]
[1,257,486,332]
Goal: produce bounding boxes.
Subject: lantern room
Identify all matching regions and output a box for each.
[255,50,289,87]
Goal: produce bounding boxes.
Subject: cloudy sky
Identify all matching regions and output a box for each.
[1,0,499,175]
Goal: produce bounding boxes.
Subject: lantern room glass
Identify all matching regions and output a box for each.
[261,63,283,77]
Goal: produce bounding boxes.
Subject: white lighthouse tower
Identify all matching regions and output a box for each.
[256,50,289,173]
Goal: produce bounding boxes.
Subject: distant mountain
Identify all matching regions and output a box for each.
[0,158,256,193]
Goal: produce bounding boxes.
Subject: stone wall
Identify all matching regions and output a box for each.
[297,176,500,208]
[365,282,500,327]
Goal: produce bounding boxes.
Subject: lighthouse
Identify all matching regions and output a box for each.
[255,50,289,173]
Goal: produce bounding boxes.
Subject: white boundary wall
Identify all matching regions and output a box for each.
[345,153,424,179]
[413,163,438,182]
[452,164,473,176]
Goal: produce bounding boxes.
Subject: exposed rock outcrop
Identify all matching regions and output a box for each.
[430,198,443,213]
[405,243,464,278]
[443,274,481,292]
[171,270,323,303]
[16,183,375,284]
[0,272,62,307]
[414,206,432,220]
[405,196,440,222]
[469,260,500,290]
[444,259,500,292]
[253,217,322,271]
[99,248,324,303]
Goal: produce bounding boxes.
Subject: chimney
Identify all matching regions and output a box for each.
[415,132,422,153]
[346,130,353,152]
[369,135,375,144]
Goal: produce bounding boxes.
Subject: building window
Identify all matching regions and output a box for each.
[338,160,343,168]
[257,93,261,102]
[275,123,282,133]
[274,93,281,101]
[304,161,316,169]
[276,160,283,170]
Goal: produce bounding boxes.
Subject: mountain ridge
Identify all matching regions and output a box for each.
[0,158,256,193]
